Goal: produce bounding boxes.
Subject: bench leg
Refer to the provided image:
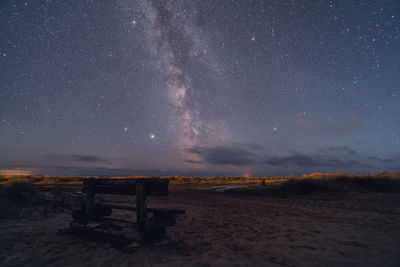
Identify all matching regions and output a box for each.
[141,226,166,244]
[140,214,175,244]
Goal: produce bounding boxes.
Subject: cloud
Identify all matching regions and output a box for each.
[319,146,359,156]
[187,145,258,166]
[294,118,361,135]
[187,143,397,171]
[264,146,395,169]
[185,159,203,164]
[265,154,358,168]
[43,154,109,163]
[367,156,395,163]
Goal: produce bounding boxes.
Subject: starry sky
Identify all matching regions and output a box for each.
[1,0,399,176]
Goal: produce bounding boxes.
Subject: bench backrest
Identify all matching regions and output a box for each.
[82,178,169,196]
[82,178,169,225]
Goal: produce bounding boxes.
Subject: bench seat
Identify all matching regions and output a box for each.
[96,202,185,215]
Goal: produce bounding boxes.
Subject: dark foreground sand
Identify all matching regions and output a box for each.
[1,185,399,266]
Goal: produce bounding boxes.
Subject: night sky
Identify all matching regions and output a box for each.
[1,0,399,176]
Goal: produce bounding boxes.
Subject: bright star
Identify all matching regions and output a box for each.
[150,134,155,139]
[273,126,278,131]
[123,127,128,132]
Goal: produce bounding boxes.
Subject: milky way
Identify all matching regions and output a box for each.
[141,0,229,166]
[145,0,210,148]
[0,0,399,176]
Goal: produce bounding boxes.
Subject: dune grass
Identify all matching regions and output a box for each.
[0,177,36,218]
[1,177,34,200]
[0,175,288,186]
[280,173,400,194]
[0,175,85,186]
[1,172,399,195]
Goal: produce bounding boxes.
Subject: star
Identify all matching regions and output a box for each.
[1,0,398,177]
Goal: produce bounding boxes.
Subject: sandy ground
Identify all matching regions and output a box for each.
[0,185,399,266]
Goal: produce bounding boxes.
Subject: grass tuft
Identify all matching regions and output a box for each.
[0,178,35,218]
[2,177,34,201]
[280,174,400,194]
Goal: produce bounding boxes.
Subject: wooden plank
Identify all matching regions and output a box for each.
[97,202,137,211]
[101,217,136,227]
[136,181,147,231]
[82,178,169,196]
[96,202,185,214]
[72,205,112,222]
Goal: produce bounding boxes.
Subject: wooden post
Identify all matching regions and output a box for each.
[86,178,96,220]
[136,180,147,231]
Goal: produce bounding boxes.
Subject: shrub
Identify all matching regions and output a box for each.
[1,178,34,203]
[280,175,400,195]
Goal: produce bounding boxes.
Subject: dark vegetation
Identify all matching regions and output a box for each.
[0,178,35,218]
[280,174,400,194]
[280,176,400,194]
[0,175,288,186]
[227,172,400,196]
[0,175,85,185]
[0,177,64,219]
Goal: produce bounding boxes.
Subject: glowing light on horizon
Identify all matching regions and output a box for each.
[0,169,33,175]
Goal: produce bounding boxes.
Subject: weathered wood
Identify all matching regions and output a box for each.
[85,178,96,219]
[140,216,176,243]
[96,204,112,217]
[136,181,147,231]
[101,217,135,226]
[148,214,176,228]
[72,209,88,224]
[82,178,169,196]
[67,176,185,245]
[72,205,112,223]
[141,226,166,244]
[96,202,185,215]
[152,208,186,216]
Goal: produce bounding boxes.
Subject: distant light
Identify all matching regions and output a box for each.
[273,126,278,131]
[123,127,128,132]
[150,134,155,139]
[0,169,32,175]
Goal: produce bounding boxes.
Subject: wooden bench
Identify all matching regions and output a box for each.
[70,177,185,245]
